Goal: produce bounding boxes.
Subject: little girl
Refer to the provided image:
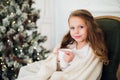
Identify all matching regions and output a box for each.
[16,9,109,80]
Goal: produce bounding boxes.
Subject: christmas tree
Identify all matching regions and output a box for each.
[0,0,50,80]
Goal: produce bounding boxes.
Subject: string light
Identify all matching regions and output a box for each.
[15,48,18,51]
[18,28,20,32]
[12,21,16,24]
[22,45,25,47]
[28,59,32,63]
[28,20,31,23]
[20,49,23,53]
[34,47,36,49]
[11,12,14,15]
[6,1,10,4]
[7,39,10,42]
[37,57,40,60]
[37,53,39,55]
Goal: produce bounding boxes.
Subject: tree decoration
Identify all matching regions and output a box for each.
[0,0,50,79]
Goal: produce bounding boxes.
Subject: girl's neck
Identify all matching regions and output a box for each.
[76,41,88,49]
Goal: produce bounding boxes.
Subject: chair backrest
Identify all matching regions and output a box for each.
[95,16,120,80]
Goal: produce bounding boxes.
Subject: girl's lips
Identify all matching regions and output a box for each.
[74,36,81,38]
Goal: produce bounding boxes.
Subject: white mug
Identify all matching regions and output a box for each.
[58,49,72,69]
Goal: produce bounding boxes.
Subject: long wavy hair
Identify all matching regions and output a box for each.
[60,9,109,63]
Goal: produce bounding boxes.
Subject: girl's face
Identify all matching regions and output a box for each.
[69,16,88,44]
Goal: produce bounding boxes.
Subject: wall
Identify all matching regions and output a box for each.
[34,0,120,50]
[33,0,54,50]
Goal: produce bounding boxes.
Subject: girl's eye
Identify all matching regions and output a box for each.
[80,26,84,28]
[70,27,74,30]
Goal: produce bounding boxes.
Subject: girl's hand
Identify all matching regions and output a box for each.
[63,51,74,63]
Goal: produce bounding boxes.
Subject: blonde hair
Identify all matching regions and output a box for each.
[60,9,109,64]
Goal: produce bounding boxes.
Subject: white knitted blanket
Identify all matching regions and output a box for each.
[16,48,102,80]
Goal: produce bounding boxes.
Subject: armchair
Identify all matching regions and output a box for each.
[95,16,120,80]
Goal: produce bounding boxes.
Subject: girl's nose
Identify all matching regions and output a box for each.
[75,28,80,34]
